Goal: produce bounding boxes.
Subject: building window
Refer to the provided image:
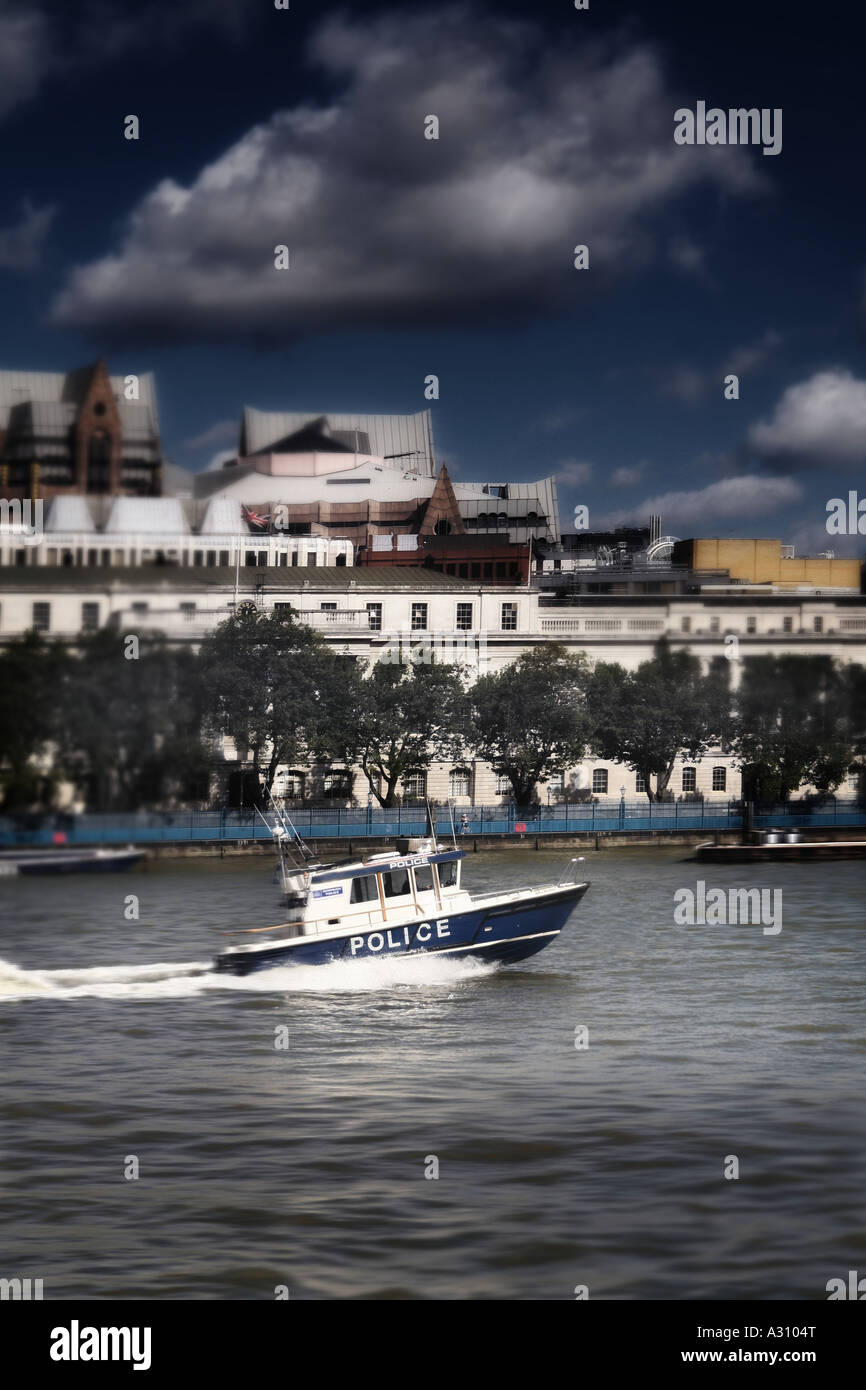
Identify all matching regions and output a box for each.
[131,602,148,615]
[306,552,317,567]
[282,772,305,799]
[712,767,727,792]
[746,616,757,633]
[81,602,99,632]
[219,550,229,566]
[635,772,646,794]
[682,767,697,792]
[813,615,823,633]
[320,603,338,620]
[709,616,720,635]
[783,616,794,633]
[501,602,518,631]
[456,602,473,630]
[323,771,351,799]
[179,602,196,619]
[681,616,691,633]
[403,771,427,800]
[495,773,511,796]
[367,602,382,631]
[449,767,471,798]
[411,603,428,631]
[592,768,608,795]
[32,602,50,633]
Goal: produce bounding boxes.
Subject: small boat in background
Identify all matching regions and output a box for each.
[0,846,145,876]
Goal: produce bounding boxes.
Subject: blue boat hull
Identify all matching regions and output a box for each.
[215,883,589,976]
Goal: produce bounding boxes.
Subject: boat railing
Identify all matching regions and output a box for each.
[466,883,564,904]
[557,857,585,887]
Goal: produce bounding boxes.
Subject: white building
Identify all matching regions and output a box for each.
[2,564,865,805]
[196,409,560,547]
[0,494,352,569]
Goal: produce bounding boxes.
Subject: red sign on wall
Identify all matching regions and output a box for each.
[514,822,526,833]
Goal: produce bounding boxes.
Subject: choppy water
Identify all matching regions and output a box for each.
[1,847,864,1300]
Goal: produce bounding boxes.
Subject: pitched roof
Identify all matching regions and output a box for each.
[0,365,159,430]
[419,465,465,536]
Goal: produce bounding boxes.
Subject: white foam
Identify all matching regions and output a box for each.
[0,952,497,1002]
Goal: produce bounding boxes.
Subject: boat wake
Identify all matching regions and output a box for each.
[0,952,498,1002]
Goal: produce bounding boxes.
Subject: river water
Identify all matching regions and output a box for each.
[1,847,864,1300]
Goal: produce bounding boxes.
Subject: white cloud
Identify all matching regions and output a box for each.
[725,328,782,376]
[184,418,237,452]
[748,369,866,469]
[662,365,707,403]
[600,474,803,529]
[538,406,582,434]
[50,7,763,346]
[204,448,237,472]
[785,520,863,560]
[661,329,782,403]
[555,459,594,487]
[668,236,705,277]
[0,198,54,270]
[610,462,646,488]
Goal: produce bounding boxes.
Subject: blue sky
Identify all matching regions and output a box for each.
[1,0,864,551]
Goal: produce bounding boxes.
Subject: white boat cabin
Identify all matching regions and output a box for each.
[279,837,466,940]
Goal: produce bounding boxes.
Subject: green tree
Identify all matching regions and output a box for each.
[353,659,467,807]
[57,630,209,810]
[733,654,853,802]
[842,663,866,793]
[0,631,69,810]
[199,604,357,799]
[469,643,592,805]
[588,642,729,801]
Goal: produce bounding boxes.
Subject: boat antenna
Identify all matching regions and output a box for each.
[424,797,439,851]
[266,786,316,862]
[447,799,458,850]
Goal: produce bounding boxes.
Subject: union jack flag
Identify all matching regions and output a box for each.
[242,504,271,532]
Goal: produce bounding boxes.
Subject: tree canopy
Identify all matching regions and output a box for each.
[588,643,729,800]
[733,654,853,801]
[351,658,467,807]
[198,604,357,797]
[469,643,592,805]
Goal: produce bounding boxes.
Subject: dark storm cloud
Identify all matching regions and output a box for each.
[50,6,765,347]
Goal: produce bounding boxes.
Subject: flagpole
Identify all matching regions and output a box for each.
[234,505,242,607]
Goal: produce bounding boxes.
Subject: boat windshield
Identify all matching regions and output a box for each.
[382,868,411,897]
[413,865,435,893]
[438,861,459,888]
[350,875,379,904]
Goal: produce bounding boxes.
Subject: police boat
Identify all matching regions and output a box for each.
[214,830,589,977]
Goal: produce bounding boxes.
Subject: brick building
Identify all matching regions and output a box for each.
[0,359,162,501]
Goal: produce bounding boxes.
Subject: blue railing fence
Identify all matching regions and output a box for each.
[1,799,865,846]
